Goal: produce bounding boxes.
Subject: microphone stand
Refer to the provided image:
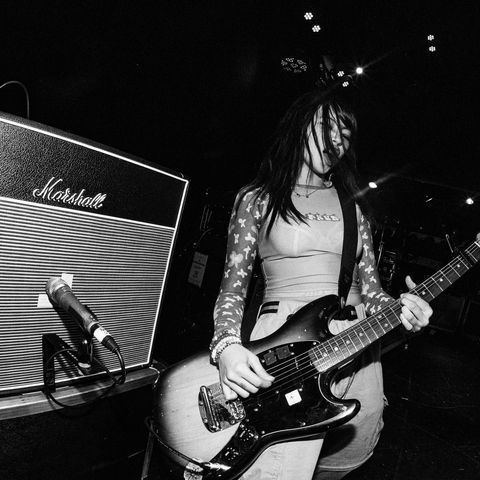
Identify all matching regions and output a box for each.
[42,331,94,393]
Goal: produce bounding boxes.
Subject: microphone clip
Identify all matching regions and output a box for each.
[77,335,94,375]
[42,333,92,393]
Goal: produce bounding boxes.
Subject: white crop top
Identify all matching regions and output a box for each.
[258,188,362,299]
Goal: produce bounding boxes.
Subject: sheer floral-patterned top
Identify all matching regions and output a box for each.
[210,186,392,356]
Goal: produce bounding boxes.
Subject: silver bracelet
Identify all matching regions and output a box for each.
[209,328,239,352]
[211,336,242,365]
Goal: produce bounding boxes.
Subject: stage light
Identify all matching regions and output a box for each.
[355,67,364,75]
[427,34,435,41]
[280,57,308,73]
[429,46,436,52]
[312,25,321,32]
[368,182,378,189]
[337,70,345,77]
[342,81,349,87]
[466,197,474,205]
[304,12,313,20]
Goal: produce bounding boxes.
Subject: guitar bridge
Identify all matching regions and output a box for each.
[198,384,246,432]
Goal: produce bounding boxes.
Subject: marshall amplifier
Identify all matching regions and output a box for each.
[0,112,189,395]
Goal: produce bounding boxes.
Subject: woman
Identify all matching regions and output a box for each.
[209,90,432,479]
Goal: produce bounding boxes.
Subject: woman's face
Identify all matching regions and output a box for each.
[305,108,352,174]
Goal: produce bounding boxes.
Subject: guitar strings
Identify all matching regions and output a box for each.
[243,301,421,406]
[264,247,473,383]
[241,300,406,409]
[252,243,479,405]
[258,274,427,381]
[262,241,479,380]
[226,244,479,410]
[239,242,479,409]
[255,241,479,386]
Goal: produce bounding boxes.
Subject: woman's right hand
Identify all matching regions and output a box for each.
[218,343,275,401]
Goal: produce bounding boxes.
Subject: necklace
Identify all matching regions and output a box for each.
[294,186,321,198]
[294,181,332,198]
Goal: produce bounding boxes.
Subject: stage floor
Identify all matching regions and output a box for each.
[2,329,479,480]
[346,329,480,480]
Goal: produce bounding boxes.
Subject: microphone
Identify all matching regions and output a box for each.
[46,277,120,353]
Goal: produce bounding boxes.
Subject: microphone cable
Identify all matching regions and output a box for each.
[42,344,126,410]
[0,80,30,119]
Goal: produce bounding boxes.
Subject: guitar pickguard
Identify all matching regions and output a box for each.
[198,341,346,437]
[201,340,357,480]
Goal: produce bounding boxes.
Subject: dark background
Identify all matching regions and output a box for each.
[1,2,480,479]
[1,1,479,204]
[2,0,479,341]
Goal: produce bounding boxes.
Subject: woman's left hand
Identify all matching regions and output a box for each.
[399,275,433,332]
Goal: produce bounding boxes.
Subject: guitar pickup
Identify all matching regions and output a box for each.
[198,385,246,432]
[276,345,291,360]
[262,345,292,366]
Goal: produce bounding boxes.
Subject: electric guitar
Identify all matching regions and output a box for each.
[153,239,479,479]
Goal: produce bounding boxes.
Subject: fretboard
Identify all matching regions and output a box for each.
[310,240,480,371]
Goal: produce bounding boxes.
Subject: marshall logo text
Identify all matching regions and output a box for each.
[32,177,107,209]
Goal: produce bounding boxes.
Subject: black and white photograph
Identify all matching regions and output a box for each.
[1,2,479,480]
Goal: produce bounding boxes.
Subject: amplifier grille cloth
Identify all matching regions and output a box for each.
[0,197,173,394]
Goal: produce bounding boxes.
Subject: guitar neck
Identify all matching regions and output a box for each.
[311,240,480,370]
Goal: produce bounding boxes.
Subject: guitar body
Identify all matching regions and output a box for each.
[153,238,480,478]
[154,295,360,479]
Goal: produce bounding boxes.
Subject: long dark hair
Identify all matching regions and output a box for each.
[240,89,365,234]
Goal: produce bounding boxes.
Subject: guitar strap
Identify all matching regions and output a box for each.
[334,178,358,320]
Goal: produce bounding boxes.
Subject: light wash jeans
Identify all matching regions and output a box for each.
[240,298,385,480]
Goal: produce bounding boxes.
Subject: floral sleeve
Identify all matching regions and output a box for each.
[357,211,394,314]
[209,189,264,351]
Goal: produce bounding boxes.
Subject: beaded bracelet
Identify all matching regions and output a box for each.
[209,328,240,353]
[210,335,242,365]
